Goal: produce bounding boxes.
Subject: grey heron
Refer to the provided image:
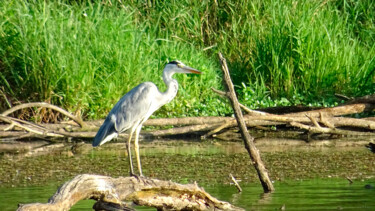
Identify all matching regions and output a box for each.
[92,61,201,176]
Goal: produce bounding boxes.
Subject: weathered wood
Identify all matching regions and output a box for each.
[290,121,372,136]
[283,103,375,117]
[218,52,274,193]
[1,97,374,141]
[144,116,233,126]
[1,114,374,140]
[149,123,221,137]
[0,115,64,138]
[343,94,375,104]
[17,174,243,211]
[1,102,86,127]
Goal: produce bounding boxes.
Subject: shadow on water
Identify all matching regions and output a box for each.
[0,137,374,210]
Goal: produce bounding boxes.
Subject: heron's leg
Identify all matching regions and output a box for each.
[126,131,135,176]
[134,125,143,177]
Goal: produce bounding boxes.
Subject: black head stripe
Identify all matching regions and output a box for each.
[168,61,180,65]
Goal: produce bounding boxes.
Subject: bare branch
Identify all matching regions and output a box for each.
[1,102,86,127]
[211,87,266,116]
[218,52,274,192]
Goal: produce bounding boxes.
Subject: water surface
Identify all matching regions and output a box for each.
[1,179,374,210]
[0,138,374,210]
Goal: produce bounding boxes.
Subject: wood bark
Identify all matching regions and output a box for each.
[218,52,274,192]
[17,174,243,211]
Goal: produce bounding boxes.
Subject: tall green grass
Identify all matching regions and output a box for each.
[0,0,374,119]
[0,0,229,119]
[130,0,375,108]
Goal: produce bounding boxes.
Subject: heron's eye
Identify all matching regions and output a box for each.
[177,63,183,68]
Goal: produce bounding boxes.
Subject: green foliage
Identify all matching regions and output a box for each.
[0,0,226,119]
[129,0,375,105]
[0,0,374,119]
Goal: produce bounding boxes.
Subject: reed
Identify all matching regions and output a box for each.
[0,0,373,119]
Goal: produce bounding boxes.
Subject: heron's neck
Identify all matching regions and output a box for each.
[161,70,179,104]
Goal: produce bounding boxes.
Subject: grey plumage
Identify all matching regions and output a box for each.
[93,61,201,176]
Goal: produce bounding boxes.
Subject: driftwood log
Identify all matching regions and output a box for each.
[0,100,374,140]
[17,174,243,211]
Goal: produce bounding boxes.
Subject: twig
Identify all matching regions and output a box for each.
[290,121,373,136]
[306,114,321,128]
[346,176,353,184]
[319,112,335,129]
[1,102,86,127]
[201,119,235,139]
[211,87,266,116]
[0,115,64,138]
[229,173,242,192]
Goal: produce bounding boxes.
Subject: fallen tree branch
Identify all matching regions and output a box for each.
[283,103,375,117]
[1,114,374,140]
[1,102,86,127]
[211,87,266,116]
[218,52,274,192]
[149,123,221,137]
[17,174,243,211]
[144,116,233,126]
[289,121,373,136]
[1,98,374,141]
[0,115,63,138]
[342,94,375,104]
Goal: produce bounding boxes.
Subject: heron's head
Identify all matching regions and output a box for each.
[164,60,201,75]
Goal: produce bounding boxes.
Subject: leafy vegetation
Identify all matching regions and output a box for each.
[0,0,374,120]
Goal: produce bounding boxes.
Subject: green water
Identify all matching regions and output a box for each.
[0,139,374,210]
[1,179,374,210]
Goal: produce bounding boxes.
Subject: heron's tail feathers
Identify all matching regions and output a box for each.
[93,120,118,147]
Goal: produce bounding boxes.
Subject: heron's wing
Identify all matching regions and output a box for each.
[112,82,159,133]
[92,114,118,146]
[93,82,160,146]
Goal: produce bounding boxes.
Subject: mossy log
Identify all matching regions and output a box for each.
[17,174,243,211]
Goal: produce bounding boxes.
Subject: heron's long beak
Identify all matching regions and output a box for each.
[182,66,202,74]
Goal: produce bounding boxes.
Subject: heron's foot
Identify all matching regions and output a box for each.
[130,174,152,184]
[129,172,137,177]
[129,173,144,181]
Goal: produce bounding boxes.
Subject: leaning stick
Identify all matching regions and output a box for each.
[218,52,274,192]
[229,173,242,193]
